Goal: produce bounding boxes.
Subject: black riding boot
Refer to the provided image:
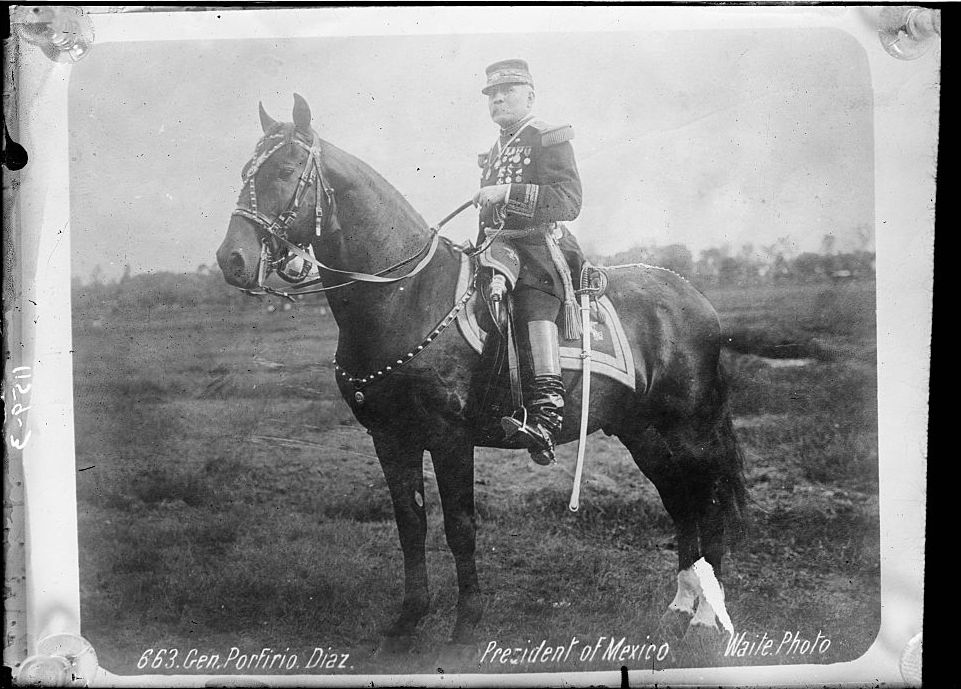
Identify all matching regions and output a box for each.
[501,320,565,466]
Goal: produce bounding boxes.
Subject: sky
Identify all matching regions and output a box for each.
[68,18,874,282]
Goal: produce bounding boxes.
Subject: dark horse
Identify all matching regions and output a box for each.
[217,95,747,652]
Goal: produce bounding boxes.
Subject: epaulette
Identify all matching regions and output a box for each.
[540,124,574,147]
[477,152,489,168]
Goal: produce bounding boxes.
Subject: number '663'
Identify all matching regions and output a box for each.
[137,648,179,670]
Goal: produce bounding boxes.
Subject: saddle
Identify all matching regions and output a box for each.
[471,235,607,335]
[457,239,634,446]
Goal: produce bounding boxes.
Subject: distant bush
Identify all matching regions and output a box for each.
[73,270,259,312]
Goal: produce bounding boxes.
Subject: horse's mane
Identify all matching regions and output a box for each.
[255,122,429,233]
[318,136,430,233]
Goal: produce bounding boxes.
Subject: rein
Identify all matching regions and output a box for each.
[252,200,474,300]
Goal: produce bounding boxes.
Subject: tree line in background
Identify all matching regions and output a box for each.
[590,238,875,287]
[74,236,875,311]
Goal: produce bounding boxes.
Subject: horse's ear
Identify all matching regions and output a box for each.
[259,102,278,133]
[292,93,312,136]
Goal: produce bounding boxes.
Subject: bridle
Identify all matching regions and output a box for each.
[231,126,452,300]
[232,128,330,292]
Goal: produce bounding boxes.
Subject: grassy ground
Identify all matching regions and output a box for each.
[72,279,879,677]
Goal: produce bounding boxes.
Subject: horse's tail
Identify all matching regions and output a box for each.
[713,357,749,546]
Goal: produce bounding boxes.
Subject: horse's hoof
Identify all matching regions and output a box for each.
[378,634,414,655]
[677,623,726,664]
[656,608,693,644]
[451,598,483,645]
[450,623,477,646]
[435,642,479,672]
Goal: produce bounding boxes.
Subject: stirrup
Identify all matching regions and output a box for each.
[500,408,556,466]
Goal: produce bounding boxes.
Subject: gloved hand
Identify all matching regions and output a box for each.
[473,184,510,209]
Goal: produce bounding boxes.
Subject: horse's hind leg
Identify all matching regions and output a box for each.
[373,431,430,653]
[620,413,743,644]
[617,431,703,638]
[662,414,745,649]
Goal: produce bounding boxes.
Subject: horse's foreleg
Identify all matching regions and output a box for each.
[431,435,482,644]
[374,432,429,649]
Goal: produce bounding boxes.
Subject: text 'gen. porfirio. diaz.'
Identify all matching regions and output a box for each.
[136,646,351,672]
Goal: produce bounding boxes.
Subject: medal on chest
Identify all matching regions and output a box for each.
[485,144,533,184]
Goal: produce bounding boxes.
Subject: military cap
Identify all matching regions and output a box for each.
[482,58,534,95]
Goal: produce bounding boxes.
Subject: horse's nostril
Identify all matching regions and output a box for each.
[220,250,252,286]
[228,251,246,274]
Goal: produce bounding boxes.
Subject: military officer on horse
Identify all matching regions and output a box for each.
[472,58,586,466]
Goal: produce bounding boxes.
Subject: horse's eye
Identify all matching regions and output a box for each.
[278,165,297,179]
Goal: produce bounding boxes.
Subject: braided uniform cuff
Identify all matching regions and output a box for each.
[506,184,538,218]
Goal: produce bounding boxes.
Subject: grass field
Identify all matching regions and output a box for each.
[72,278,880,677]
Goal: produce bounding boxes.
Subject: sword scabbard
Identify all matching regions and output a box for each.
[569,291,593,512]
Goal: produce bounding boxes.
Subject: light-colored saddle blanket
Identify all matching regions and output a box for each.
[453,253,636,390]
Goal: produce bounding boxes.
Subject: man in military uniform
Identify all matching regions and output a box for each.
[472,58,584,466]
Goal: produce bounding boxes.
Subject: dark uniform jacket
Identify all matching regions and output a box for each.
[477,116,583,298]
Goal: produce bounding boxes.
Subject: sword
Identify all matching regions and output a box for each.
[569,290,593,512]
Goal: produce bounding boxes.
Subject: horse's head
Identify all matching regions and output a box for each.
[217,94,333,290]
